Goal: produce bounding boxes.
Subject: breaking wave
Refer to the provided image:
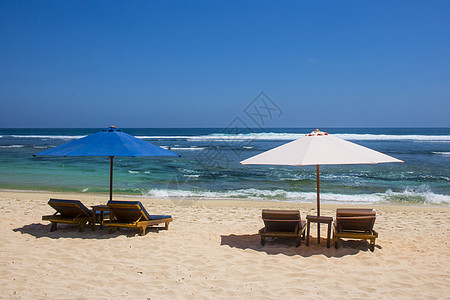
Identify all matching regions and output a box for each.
[7,132,450,142]
[142,187,449,205]
[0,145,25,148]
[10,135,86,139]
[142,133,450,142]
[432,152,450,156]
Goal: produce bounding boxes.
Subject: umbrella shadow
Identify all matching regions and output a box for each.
[13,223,165,239]
[220,234,381,257]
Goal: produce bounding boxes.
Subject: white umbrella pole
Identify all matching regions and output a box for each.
[109,156,114,201]
[316,164,320,217]
[316,164,320,241]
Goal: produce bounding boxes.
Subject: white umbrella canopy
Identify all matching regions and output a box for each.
[240,129,403,217]
[240,129,403,166]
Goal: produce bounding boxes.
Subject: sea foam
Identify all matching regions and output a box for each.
[141,187,450,205]
[8,133,450,142]
[10,135,86,139]
[0,145,25,148]
[432,152,450,156]
[139,133,450,142]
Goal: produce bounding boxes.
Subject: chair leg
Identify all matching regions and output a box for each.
[261,236,265,246]
[333,230,338,249]
[165,222,169,230]
[306,221,310,246]
[79,223,86,232]
[50,222,57,232]
[296,237,301,247]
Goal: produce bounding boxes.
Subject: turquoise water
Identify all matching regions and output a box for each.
[0,128,449,205]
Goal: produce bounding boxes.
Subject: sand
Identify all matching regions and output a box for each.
[0,190,449,299]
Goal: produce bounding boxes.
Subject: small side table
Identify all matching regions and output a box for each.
[306,215,333,248]
[91,205,111,230]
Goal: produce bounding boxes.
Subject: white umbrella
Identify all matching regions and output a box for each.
[240,129,403,217]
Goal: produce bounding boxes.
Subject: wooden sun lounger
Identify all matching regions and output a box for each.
[333,208,378,251]
[259,209,306,247]
[103,200,173,236]
[42,199,93,232]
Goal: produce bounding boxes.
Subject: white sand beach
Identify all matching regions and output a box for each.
[1,190,449,299]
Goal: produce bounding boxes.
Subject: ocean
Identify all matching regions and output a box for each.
[0,128,449,205]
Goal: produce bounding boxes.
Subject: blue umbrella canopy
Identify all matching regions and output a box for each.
[34,126,179,200]
[35,126,178,157]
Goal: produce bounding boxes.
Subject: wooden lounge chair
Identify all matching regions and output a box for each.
[333,208,378,251]
[104,200,173,236]
[259,209,306,247]
[42,199,93,232]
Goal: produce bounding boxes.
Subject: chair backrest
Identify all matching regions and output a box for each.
[335,208,376,233]
[48,199,92,218]
[262,209,301,232]
[107,201,151,222]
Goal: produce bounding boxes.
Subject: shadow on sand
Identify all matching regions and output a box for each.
[220,234,381,257]
[13,223,165,239]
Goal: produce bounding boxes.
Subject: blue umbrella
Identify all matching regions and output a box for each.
[34,126,179,200]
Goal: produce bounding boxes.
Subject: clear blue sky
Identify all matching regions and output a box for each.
[1,1,449,128]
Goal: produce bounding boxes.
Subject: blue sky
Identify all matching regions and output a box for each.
[1,1,449,128]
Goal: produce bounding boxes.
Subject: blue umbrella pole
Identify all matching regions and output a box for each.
[110,156,114,201]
